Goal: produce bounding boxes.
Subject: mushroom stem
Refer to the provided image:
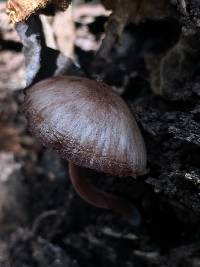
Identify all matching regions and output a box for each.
[69,163,134,216]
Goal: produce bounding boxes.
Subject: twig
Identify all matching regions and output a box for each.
[31,210,58,235]
[15,15,84,87]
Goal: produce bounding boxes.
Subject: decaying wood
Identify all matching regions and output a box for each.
[102,0,170,24]
[92,0,170,76]
[6,0,71,23]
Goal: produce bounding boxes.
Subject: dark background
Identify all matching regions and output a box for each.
[0,0,200,266]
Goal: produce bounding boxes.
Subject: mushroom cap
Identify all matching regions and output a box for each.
[24,76,147,177]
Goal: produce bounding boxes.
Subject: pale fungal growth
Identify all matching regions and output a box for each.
[6,0,71,23]
[23,75,147,216]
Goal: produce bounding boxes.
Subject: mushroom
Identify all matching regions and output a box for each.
[23,75,147,216]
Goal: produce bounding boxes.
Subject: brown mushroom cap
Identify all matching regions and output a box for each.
[24,76,147,177]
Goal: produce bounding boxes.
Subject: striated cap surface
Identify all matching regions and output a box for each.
[24,76,147,177]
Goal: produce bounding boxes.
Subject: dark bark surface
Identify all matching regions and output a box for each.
[0,1,200,266]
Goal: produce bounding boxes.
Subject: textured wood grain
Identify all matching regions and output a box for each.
[6,0,71,23]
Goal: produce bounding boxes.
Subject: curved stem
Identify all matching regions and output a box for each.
[68,163,134,217]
